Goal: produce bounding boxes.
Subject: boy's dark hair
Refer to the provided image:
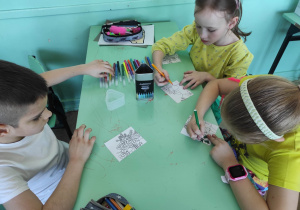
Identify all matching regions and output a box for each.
[195,0,251,42]
[0,60,48,127]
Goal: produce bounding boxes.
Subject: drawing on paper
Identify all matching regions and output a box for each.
[105,127,146,162]
[181,115,219,145]
[161,81,193,103]
[162,53,181,64]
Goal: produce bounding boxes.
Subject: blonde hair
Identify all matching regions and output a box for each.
[221,76,300,143]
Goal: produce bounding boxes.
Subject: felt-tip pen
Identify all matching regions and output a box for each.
[104,197,117,210]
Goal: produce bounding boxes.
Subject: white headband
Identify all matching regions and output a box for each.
[240,79,283,140]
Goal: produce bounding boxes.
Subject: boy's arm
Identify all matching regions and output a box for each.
[187,78,238,139]
[41,60,114,87]
[3,125,95,210]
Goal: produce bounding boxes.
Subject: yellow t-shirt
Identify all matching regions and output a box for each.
[235,76,300,192]
[152,21,254,79]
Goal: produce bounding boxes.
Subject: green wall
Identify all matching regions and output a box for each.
[0,0,299,111]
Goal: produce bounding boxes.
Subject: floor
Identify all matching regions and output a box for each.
[52,111,78,143]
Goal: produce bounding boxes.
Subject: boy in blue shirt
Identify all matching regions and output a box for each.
[0,59,114,209]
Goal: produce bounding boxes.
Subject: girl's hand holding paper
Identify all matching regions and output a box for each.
[180,71,212,89]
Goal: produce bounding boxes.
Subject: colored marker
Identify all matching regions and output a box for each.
[136,59,140,67]
[121,64,126,86]
[146,56,152,68]
[109,198,123,210]
[194,109,200,130]
[117,61,122,82]
[104,197,117,210]
[124,60,133,78]
[114,63,118,86]
[134,59,139,69]
[127,59,135,74]
[123,62,131,82]
[104,73,108,88]
[145,56,149,65]
[127,59,135,82]
[109,72,112,86]
[151,63,173,85]
[130,59,136,71]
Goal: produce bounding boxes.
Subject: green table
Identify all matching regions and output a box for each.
[74,22,239,210]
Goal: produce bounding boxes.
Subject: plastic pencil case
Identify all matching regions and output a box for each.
[81,193,136,210]
[102,20,143,42]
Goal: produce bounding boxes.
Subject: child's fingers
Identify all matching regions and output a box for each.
[154,73,168,86]
[183,80,195,89]
[199,121,205,137]
[184,70,194,75]
[207,134,222,145]
[76,124,86,138]
[89,136,96,144]
[83,128,92,141]
[187,126,197,140]
[179,76,191,86]
[190,81,200,89]
[162,70,170,80]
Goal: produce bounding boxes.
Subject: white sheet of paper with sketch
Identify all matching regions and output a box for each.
[161,80,193,103]
[162,53,181,64]
[105,127,146,162]
[181,115,218,145]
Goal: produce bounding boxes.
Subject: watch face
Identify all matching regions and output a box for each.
[228,165,247,178]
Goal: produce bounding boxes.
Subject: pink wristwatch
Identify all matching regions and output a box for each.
[225,164,248,183]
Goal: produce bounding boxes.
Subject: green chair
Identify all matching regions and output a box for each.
[28,55,73,140]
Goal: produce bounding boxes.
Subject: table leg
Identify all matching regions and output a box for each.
[268,24,300,74]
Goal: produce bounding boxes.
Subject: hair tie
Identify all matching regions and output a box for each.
[235,0,240,10]
[240,79,283,140]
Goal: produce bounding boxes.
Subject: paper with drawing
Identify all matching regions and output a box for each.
[181,115,219,145]
[105,127,146,162]
[161,80,193,103]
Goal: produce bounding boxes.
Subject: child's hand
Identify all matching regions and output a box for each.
[68,124,96,165]
[207,134,238,170]
[85,60,114,78]
[180,71,208,89]
[154,69,170,86]
[187,115,205,140]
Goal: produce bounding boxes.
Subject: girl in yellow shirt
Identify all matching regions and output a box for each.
[187,75,300,209]
[152,0,253,89]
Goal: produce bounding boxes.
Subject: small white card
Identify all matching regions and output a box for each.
[162,53,181,64]
[181,115,219,145]
[105,127,146,162]
[161,80,193,103]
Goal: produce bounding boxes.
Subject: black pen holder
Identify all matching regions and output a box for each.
[135,63,154,100]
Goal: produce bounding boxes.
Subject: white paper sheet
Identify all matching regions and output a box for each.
[105,127,146,162]
[162,53,181,64]
[161,80,193,103]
